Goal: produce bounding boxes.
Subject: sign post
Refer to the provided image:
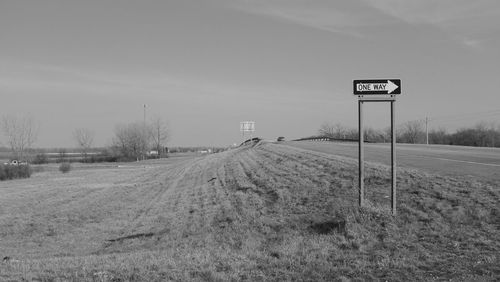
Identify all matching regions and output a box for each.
[391,100,396,215]
[358,100,364,207]
[353,79,401,215]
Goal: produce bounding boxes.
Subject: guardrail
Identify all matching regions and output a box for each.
[293,136,358,142]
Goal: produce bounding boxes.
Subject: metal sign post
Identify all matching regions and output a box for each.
[358,100,364,207]
[354,79,401,215]
[391,100,396,215]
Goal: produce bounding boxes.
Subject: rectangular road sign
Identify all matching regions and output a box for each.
[240,121,255,132]
[353,79,401,95]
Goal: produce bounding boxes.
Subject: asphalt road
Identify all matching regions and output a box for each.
[285,141,500,183]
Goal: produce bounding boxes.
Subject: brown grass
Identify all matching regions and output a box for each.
[0,142,499,281]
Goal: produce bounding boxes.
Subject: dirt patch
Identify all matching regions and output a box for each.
[107,232,155,242]
[309,219,347,235]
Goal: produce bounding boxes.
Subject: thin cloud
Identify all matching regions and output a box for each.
[225,0,396,38]
[362,0,500,48]
[361,0,495,24]
[460,37,482,50]
[0,60,287,104]
[0,61,199,96]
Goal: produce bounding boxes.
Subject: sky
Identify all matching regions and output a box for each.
[1,0,500,148]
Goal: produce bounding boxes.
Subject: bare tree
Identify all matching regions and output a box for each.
[112,122,148,161]
[148,116,169,158]
[333,123,347,139]
[364,127,386,143]
[73,128,94,162]
[1,114,39,160]
[319,122,361,141]
[318,122,335,137]
[476,122,497,147]
[400,120,425,144]
[381,126,392,143]
[318,122,347,139]
[344,128,359,140]
[429,128,449,144]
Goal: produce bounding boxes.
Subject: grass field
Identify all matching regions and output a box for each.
[0,142,499,281]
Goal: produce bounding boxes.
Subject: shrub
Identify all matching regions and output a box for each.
[88,154,118,163]
[0,164,32,181]
[59,162,71,173]
[0,166,5,180]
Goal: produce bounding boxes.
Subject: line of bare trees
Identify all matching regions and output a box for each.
[318,122,390,143]
[429,122,500,147]
[318,121,500,147]
[1,113,170,162]
[399,120,500,147]
[72,117,169,162]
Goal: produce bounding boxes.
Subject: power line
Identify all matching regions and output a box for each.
[398,109,500,127]
[396,110,500,144]
[428,109,500,122]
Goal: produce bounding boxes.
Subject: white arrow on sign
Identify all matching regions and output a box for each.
[386,80,399,94]
[357,80,399,94]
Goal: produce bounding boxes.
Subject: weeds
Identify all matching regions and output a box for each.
[0,164,32,180]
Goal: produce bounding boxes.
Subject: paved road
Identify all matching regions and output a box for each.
[285,141,500,183]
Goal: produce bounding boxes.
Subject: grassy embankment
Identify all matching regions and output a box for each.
[0,142,499,281]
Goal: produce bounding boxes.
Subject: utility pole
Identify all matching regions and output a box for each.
[143,104,147,160]
[425,117,429,145]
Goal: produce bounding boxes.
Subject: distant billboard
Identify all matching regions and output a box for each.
[240,121,255,132]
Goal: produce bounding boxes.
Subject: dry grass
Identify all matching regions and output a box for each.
[0,142,499,281]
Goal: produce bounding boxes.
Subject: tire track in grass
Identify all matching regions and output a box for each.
[265,143,356,174]
[212,160,239,232]
[168,150,249,247]
[159,160,205,239]
[219,156,255,216]
[254,145,359,212]
[207,149,274,250]
[236,146,319,213]
[100,158,204,251]
[182,158,219,239]
[266,143,394,206]
[100,144,378,253]
[257,146,349,222]
[124,162,191,230]
[221,155,266,230]
[238,149,275,205]
[221,145,354,253]
[143,152,233,243]
[251,148,331,215]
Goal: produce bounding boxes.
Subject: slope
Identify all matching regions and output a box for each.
[0,142,499,281]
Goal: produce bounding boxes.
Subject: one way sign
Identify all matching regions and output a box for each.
[353,79,401,95]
